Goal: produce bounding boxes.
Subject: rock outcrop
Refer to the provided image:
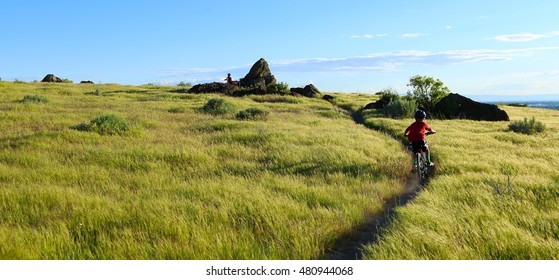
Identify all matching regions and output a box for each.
[187,82,238,94]
[188,58,321,98]
[41,74,63,83]
[239,58,276,89]
[363,99,389,110]
[322,94,335,102]
[290,84,320,97]
[433,93,509,121]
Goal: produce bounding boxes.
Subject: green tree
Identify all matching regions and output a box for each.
[406,75,451,113]
[375,87,400,103]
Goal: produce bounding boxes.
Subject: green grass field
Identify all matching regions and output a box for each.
[2,81,558,260]
[0,81,409,259]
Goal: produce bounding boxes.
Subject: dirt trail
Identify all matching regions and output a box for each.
[322,108,431,260]
[323,173,423,260]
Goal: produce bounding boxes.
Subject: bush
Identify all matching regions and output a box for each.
[20,94,48,104]
[201,98,236,115]
[168,107,186,113]
[267,82,290,94]
[177,81,192,87]
[72,114,141,136]
[384,99,417,119]
[375,87,400,103]
[508,117,546,135]
[236,108,269,121]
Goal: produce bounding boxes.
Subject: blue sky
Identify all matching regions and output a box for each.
[2,0,559,99]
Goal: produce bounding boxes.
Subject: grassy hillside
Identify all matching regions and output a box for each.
[0,81,408,259]
[361,106,559,259]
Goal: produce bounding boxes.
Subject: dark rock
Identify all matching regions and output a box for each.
[433,93,509,121]
[364,99,389,110]
[290,84,321,98]
[41,74,63,83]
[187,82,238,94]
[239,58,276,89]
[80,80,94,84]
[322,94,335,102]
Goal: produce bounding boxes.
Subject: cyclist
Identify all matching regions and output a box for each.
[405,110,436,166]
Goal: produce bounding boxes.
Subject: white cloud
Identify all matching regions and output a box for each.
[350,34,388,39]
[269,47,559,73]
[156,47,559,79]
[402,33,426,38]
[495,31,559,42]
[445,25,452,30]
[510,70,559,78]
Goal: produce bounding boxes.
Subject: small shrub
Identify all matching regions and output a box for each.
[236,108,269,121]
[508,117,546,135]
[267,82,290,94]
[168,107,187,113]
[177,81,192,87]
[384,99,416,119]
[201,98,236,115]
[72,114,141,136]
[20,94,48,104]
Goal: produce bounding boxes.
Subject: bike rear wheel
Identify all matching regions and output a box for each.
[415,153,422,179]
[416,152,427,184]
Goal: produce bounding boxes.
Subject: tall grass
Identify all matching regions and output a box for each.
[361,105,559,259]
[0,82,408,259]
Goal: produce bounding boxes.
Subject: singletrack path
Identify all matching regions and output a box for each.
[322,108,432,260]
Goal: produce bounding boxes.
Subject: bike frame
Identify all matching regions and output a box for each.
[409,131,434,184]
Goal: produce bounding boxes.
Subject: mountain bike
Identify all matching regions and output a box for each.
[408,132,435,184]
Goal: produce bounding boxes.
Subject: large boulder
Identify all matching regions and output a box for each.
[363,99,389,110]
[433,93,509,121]
[239,58,276,89]
[322,94,335,102]
[187,82,238,94]
[290,84,320,97]
[41,74,63,83]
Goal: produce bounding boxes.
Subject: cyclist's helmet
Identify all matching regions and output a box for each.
[414,110,426,120]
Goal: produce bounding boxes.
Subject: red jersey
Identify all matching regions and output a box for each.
[405,121,432,142]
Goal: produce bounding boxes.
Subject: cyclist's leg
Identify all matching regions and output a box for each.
[423,142,434,166]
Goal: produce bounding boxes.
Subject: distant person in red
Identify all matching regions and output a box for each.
[405,110,436,166]
[224,73,233,84]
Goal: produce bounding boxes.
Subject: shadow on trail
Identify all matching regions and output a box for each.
[351,110,365,125]
[321,107,435,260]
